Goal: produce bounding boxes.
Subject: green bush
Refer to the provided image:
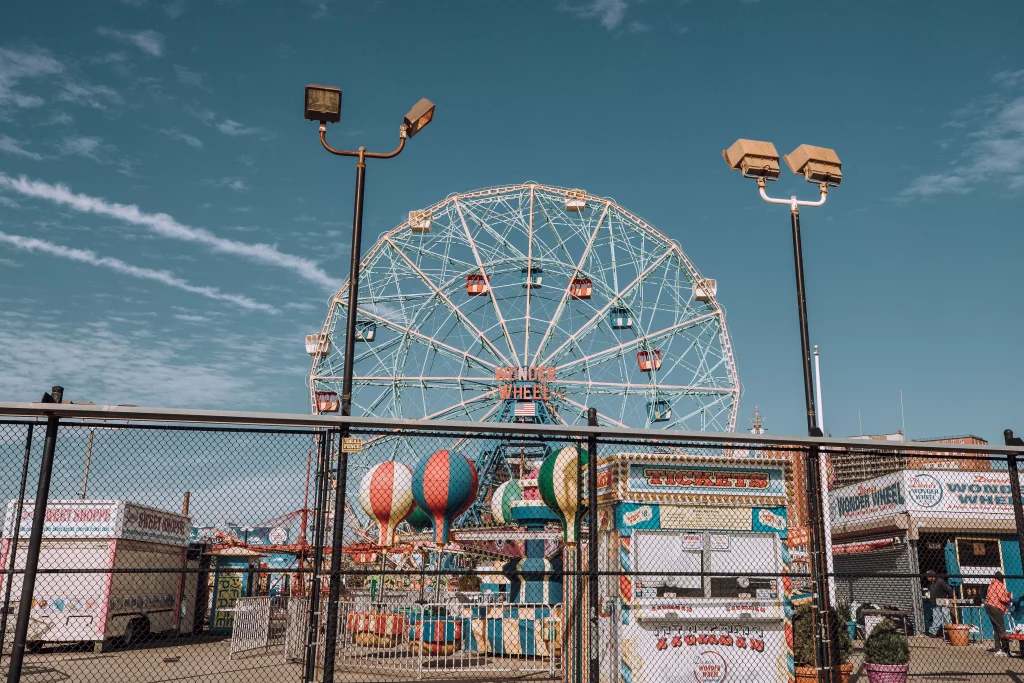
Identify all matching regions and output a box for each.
[864,619,910,666]
[792,604,853,666]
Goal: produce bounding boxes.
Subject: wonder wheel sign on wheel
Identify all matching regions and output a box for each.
[307,183,740,529]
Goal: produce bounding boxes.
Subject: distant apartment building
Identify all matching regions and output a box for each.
[829,432,989,489]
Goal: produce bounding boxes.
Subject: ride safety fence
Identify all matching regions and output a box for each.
[1,400,1024,682]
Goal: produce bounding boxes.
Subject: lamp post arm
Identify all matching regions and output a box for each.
[320,123,408,159]
[757,178,829,212]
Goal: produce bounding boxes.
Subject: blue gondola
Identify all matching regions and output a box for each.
[521,266,543,288]
[355,320,376,342]
[610,307,632,329]
[647,399,671,423]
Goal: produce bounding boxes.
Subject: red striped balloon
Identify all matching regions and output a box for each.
[358,461,414,547]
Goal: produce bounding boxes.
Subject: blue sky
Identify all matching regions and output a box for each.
[1,0,1022,442]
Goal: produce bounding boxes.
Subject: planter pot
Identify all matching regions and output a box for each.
[945,623,970,647]
[795,666,817,683]
[864,662,909,683]
[796,664,852,683]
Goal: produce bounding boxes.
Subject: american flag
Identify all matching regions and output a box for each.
[514,401,536,418]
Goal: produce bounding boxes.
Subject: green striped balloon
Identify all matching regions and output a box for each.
[490,479,522,525]
[537,444,588,543]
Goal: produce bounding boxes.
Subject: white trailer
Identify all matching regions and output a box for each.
[1,500,192,652]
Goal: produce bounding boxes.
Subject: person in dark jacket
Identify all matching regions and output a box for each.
[926,570,954,637]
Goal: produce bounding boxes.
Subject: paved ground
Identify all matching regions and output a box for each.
[847,636,1024,682]
[7,635,1024,682]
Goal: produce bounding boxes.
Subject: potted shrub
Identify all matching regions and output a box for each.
[864,618,910,683]
[793,604,853,683]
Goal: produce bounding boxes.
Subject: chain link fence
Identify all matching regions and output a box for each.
[1,405,1023,682]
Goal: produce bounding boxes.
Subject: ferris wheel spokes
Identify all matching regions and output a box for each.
[529,201,611,369]
[385,237,515,368]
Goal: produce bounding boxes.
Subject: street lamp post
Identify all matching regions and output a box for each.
[304,86,435,683]
[723,140,842,683]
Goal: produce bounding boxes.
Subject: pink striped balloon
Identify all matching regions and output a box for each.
[358,461,414,547]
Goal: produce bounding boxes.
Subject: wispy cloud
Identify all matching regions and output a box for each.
[993,69,1024,89]
[0,231,277,312]
[164,0,186,18]
[0,173,341,290]
[565,0,629,30]
[159,127,203,148]
[216,119,265,136]
[0,46,64,109]
[899,80,1024,200]
[0,316,275,409]
[96,27,166,57]
[629,20,650,33]
[0,196,20,208]
[174,64,209,90]
[58,135,106,159]
[58,81,123,110]
[0,135,44,160]
[185,104,270,139]
[206,176,247,192]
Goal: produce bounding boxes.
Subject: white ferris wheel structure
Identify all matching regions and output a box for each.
[306,182,741,436]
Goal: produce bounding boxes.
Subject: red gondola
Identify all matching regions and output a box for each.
[466,273,489,296]
[569,277,593,300]
[315,390,340,413]
[637,350,663,372]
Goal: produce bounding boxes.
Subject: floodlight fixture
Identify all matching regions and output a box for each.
[722,139,781,181]
[784,144,842,186]
[403,98,435,138]
[304,84,342,124]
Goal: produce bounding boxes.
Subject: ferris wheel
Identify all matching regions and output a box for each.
[307,182,740,434]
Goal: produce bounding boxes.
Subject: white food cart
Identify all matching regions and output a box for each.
[1,500,192,652]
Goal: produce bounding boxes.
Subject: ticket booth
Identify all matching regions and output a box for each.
[596,453,793,683]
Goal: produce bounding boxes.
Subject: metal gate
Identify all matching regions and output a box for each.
[285,596,310,662]
[229,597,272,658]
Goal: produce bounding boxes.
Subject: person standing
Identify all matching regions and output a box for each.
[926,570,954,637]
[985,571,1012,656]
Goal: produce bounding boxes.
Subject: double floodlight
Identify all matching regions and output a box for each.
[723,139,842,186]
[304,84,436,139]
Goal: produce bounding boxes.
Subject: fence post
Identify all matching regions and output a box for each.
[804,443,839,683]
[586,408,599,683]
[322,426,349,683]
[303,429,332,683]
[0,423,33,662]
[1003,430,1024,580]
[7,387,62,683]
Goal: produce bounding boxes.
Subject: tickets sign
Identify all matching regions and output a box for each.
[626,464,786,500]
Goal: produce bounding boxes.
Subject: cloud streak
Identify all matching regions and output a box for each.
[159,127,203,148]
[0,46,64,109]
[899,91,1024,200]
[0,135,44,160]
[0,231,277,313]
[0,173,340,290]
[96,27,166,57]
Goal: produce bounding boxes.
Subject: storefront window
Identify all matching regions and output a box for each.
[956,537,1002,603]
